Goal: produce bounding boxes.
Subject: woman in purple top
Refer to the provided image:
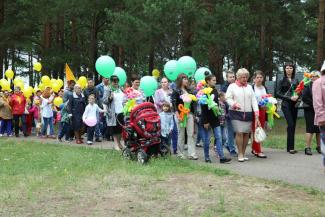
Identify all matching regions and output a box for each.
[154,77,172,113]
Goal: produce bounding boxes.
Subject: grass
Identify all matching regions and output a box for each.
[263,118,314,151]
[1,140,325,216]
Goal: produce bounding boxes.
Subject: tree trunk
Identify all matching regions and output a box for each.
[56,15,64,79]
[90,14,98,81]
[181,19,193,56]
[28,52,33,86]
[118,46,124,67]
[267,30,273,81]
[317,0,325,67]
[208,46,224,84]
[0,0,4,75]
[43,22,52,49]
[260,24,267,73]
[148,47,154,75]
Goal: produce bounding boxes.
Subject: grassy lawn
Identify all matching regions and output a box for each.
[263,118,315,151]
[1,140,325,216]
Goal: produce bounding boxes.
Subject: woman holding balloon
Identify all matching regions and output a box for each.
[172,73,198,160]
[104,75,125,150]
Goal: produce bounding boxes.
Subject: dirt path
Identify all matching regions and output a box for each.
[12,136,325,191]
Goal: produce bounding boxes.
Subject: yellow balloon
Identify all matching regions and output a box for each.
[53,97,63,107]
[0,79,7,86]
[77,80,87,89]
[23,89,32,98]
[13,78,22,86]
[51,79,57,86]
[41,76,51,86]
[5,69,14,79]
[57,79,64,88]
[15,81,24,90]
[1,80,10,91]
[52,82,61,93]
[152,69,160,78]
[39,83,45,91]
[33,62,42,72]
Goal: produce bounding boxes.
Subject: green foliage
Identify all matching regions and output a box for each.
[0,0,320,82]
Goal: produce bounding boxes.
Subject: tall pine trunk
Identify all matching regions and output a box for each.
[317,0,325,67]
[90,14,98,81]
[0,0,4,75]
[56,15,64,79]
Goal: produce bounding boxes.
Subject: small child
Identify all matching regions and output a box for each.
[159,102,174,149]
[82,94,105,145]
[28,99,41,136]
[57,102,70,142]
[40,88,55,138]
[218,92,228,150]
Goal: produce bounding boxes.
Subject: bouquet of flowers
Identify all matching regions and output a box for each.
[259,94,280,128]
[294,72,312,94]
[178,93,197,128]
[123,87,141,116]
[196,86,220,117]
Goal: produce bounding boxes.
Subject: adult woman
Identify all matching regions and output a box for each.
[67,84,86,144]
[251,71,268,158]
[201,74,231,163]
[0,91,13,137]
[154,77,172,113]
[226,68,259,162]
[312,65,325,171]
[10,86,27,137]
[172,73,198,160]
[104,75,125,150]
[276,63,300,154]
[302,71,321,155]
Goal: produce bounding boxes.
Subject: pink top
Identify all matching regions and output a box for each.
[312,75,325,125]
[28,105,40,120]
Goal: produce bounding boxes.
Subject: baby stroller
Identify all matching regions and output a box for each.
[122,102,170,164]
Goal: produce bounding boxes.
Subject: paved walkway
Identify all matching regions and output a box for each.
[11,137,325,191]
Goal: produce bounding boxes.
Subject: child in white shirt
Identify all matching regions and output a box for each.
[83,94,105,145]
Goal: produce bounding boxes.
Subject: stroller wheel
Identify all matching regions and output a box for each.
[137,150,148,164]
[122,148,132,160]
[160,144,171,157]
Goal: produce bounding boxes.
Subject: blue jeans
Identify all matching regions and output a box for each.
[0,119,12,136]
[203,126,225,160]
[220,125,228,148]
[41,117,54,136]
[87,126,95,142]
[58,122,70,140]
[171,116,178,153]
[226,118,236,153]
[196,124,205,144]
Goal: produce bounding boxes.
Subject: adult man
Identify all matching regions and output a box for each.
[96,77,110,140]
[84,79,102,142]
[221,70,237,156]
[63,80,76,103]
[96,77,109,102]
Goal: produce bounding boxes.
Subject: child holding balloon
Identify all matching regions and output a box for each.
[40,88,55,138]
[82,94,106,145]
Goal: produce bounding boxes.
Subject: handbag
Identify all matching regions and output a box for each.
[254,120,266,143]
[254,126,267,143]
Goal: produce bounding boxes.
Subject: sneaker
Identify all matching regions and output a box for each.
[230,151,238,157]
[57,137,63,142]
[196,143,203,147]
[205,158,212,163]
[220,157,232,164]
[316,146,321,154]
[177,153,186,159]
[0,134,3,137]
[87,141,93,145]
[95,138,102,142]
[188,155,198,160]
[305,147,312,155]
[243,157,249,161]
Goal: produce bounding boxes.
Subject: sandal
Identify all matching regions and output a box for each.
[256,153,267,158]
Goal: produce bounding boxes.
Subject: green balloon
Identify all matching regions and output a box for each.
[140,76,158,97]
[194,67,211,82]
[95,56,116,78]
[113,67,127,86]
[164,60,179,81]
[177,56,197,77]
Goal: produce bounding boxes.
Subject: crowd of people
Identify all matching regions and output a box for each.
[0,63,324,169]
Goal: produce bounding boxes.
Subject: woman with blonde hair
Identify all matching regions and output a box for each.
[226,68,259,162]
